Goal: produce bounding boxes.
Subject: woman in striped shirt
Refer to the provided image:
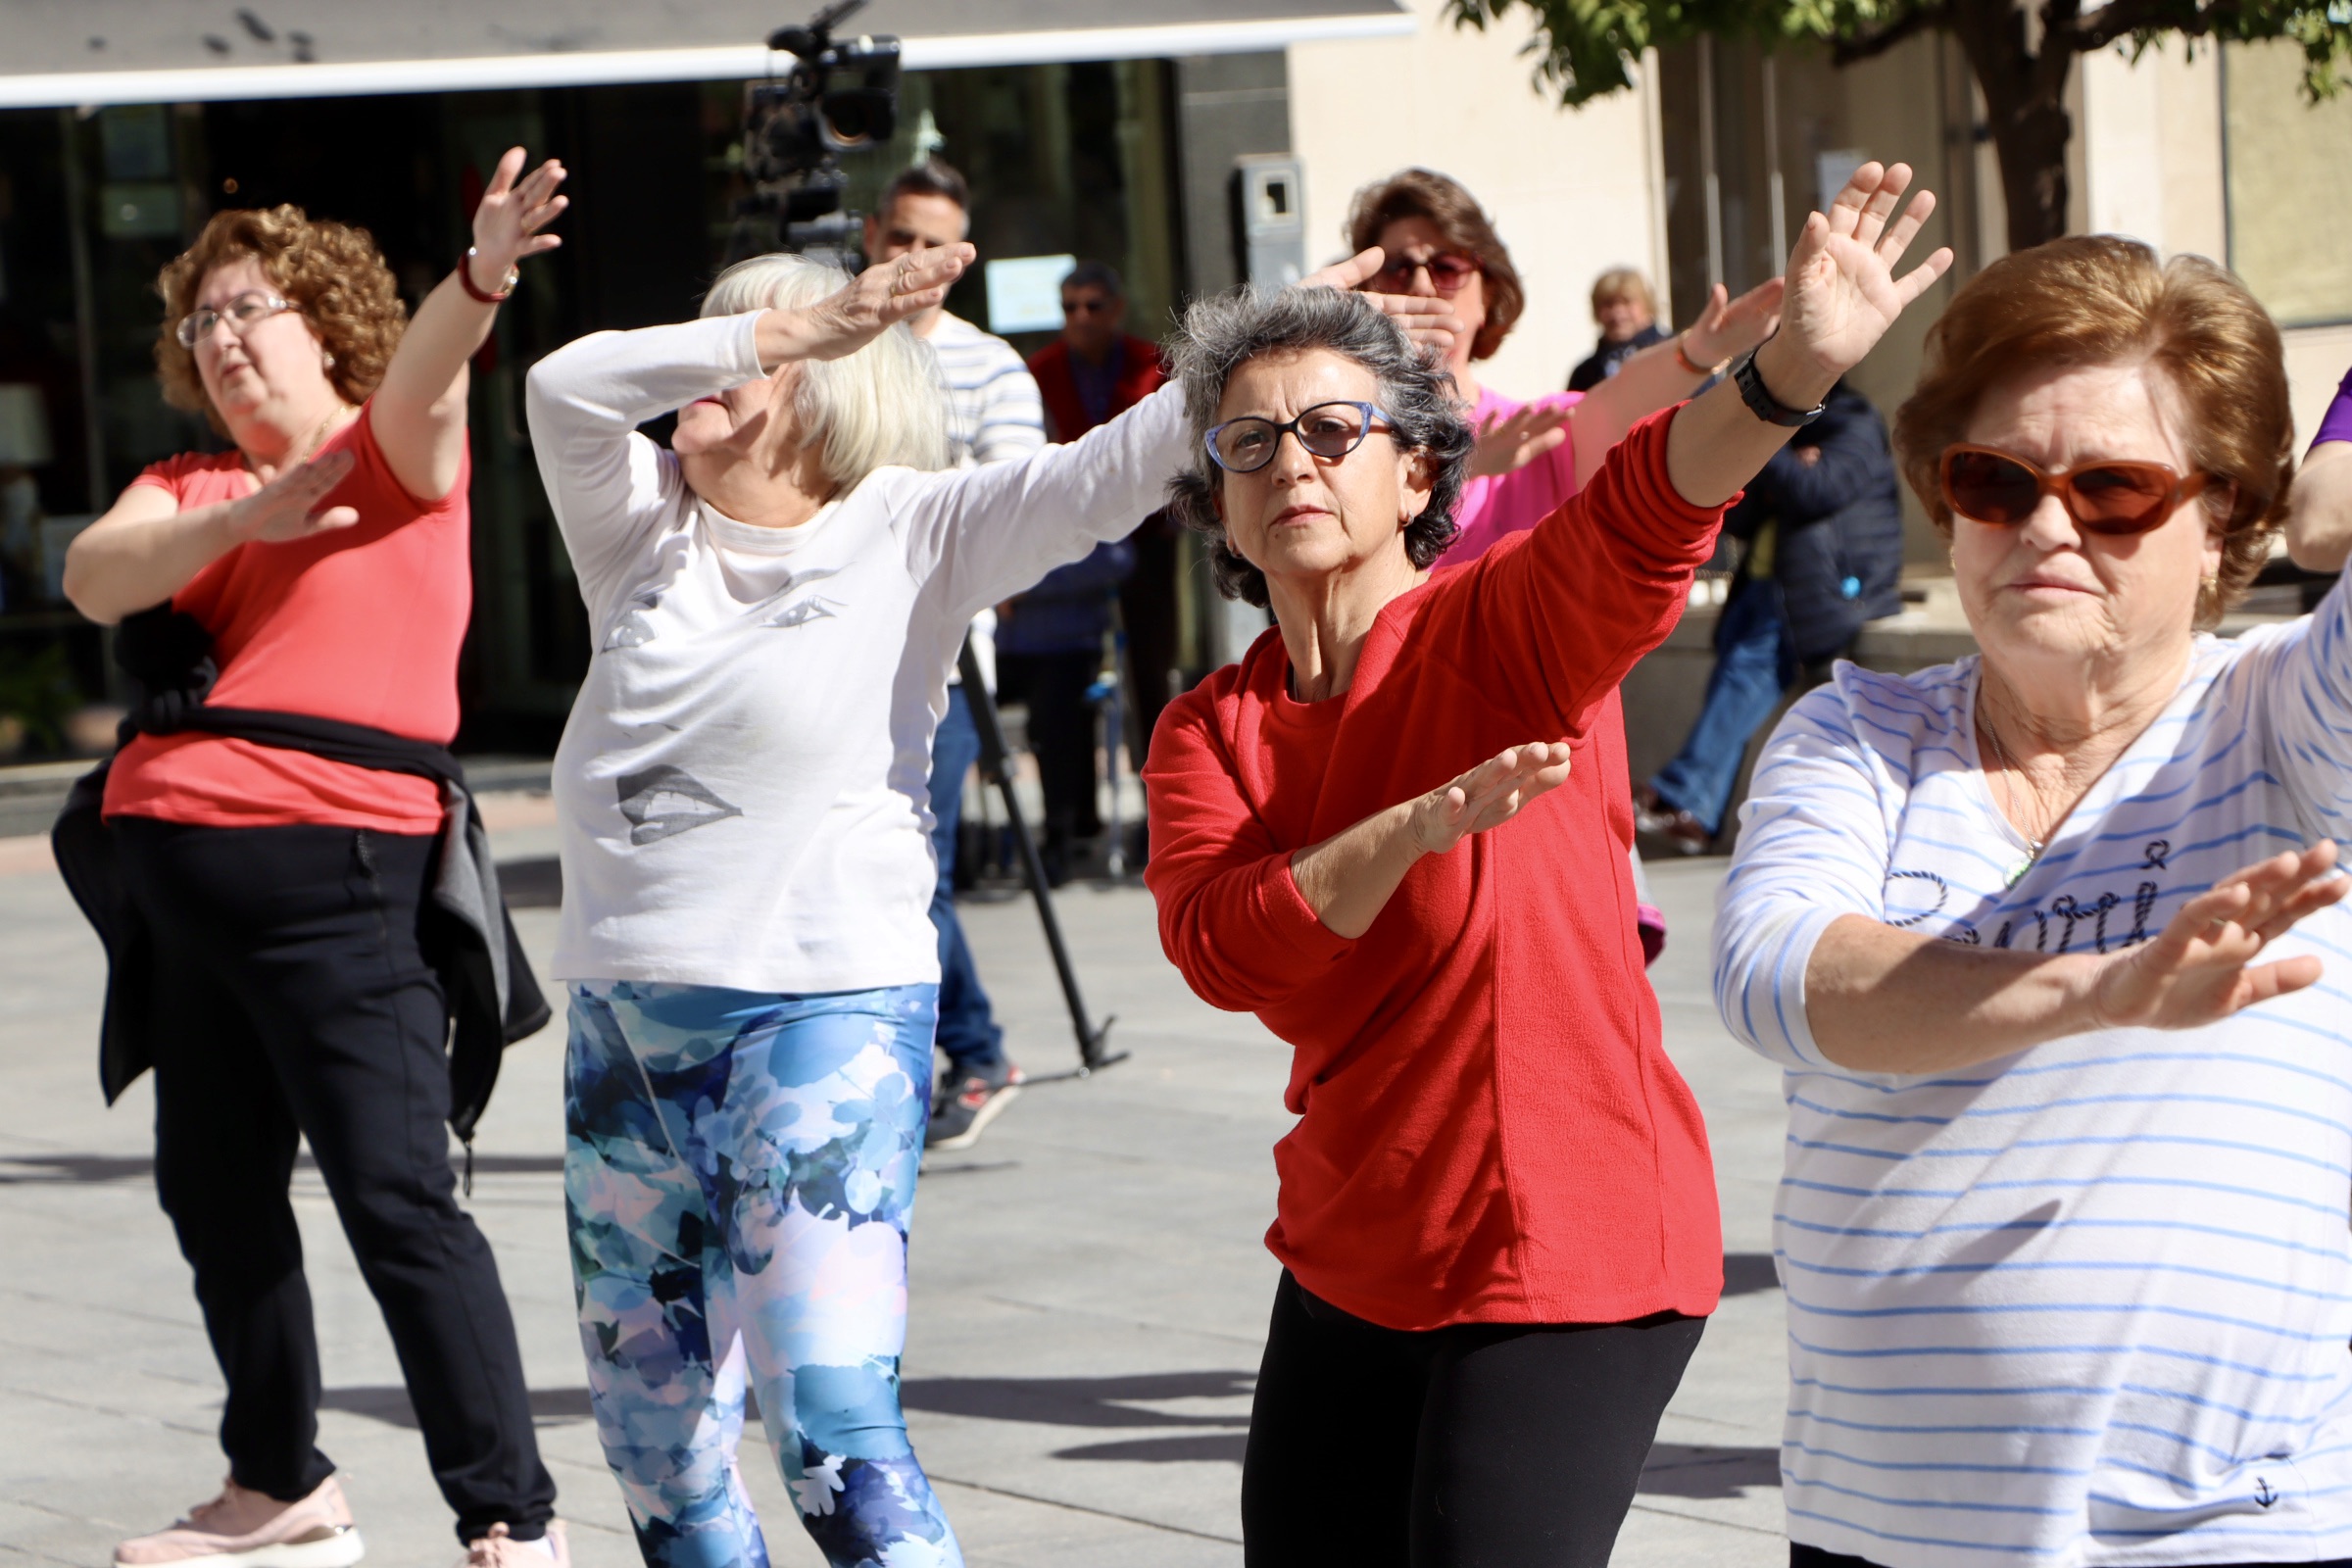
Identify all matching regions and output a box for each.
[1714,235,2352,1568]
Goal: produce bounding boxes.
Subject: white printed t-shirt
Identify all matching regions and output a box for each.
[525,312,1187,993]
[1714,573,2352,1568]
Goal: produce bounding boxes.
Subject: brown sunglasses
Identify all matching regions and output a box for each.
[1939,445,2210,537]
[1368,253,1479,294]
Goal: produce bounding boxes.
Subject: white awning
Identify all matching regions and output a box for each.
[0,1,1414,109]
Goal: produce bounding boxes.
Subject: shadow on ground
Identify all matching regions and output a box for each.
[322,1374,1782,1495]
[0,1152,565,1182]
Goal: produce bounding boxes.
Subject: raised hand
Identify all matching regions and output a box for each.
[764,244,975,366]
[2089,843,2345,1030]
[1681,277,1785,371]
[1469,402,1572,479]
[1308,246,1461,355]
[469,147,568,284]
[1408,743,1574,856]
[232,449,359,544]
[1766,162,1952,394]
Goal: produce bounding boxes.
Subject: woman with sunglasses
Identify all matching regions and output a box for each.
[1146,162,1950,1566]
[61,154,571,1565]
[1714,235,2352,1568]
[1344,168,1783,566]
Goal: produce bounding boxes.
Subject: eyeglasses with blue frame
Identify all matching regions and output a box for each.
[1203,401,1396,474]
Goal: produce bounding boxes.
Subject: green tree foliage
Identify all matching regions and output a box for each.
[1448,0,2352,249]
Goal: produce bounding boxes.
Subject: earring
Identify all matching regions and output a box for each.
[322,351,336,369]
[2199,571,2219,598]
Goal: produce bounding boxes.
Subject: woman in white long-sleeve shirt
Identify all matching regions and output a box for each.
[527,246,1447,1567]
[1713,236,2351,1568]
[523,245,1196,1568]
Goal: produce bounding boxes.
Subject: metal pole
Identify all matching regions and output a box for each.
[958,641,1125,1073]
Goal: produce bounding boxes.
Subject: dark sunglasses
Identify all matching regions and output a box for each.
[1367,253,1479,295]
[1939,445,2210,537]
[1204,401,1394,473]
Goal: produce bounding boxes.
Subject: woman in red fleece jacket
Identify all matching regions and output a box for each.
[1144,162,1950,1567]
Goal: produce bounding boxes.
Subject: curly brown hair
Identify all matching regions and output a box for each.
[1893,235,2291,631]
[1345,169,1524,364]
[155,205,407,435]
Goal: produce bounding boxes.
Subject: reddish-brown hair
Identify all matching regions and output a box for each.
[1893,235,2290,629]
[1345,169,1524,363]
[155,205,406,434]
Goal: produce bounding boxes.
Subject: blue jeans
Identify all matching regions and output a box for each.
[928,687,1004,1072]
[565,982,962,1568]
[1649,584,1794,837]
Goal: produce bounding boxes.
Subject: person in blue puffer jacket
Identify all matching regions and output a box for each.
[1637,378,1903,853]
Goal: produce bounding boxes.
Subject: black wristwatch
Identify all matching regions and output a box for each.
[1733,346,1826,428]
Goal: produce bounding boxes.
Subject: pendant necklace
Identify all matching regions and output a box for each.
[1979,700,2046,889]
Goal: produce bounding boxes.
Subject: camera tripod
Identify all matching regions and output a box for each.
[956,641,1127,1075]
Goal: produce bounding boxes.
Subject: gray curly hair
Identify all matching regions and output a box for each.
[1164,287,1473,608]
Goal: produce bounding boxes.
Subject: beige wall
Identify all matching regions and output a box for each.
[1286,0,1665,400]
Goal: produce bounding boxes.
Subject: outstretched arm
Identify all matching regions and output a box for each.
[1665,163,1949,510]
[2287,441,2352,571]
[1803,844,2344,1073]
[1289,743,1571,938]
[373,147,567,502]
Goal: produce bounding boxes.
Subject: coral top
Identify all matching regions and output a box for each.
[102,404,470,835]
[1144,412,1725,1331]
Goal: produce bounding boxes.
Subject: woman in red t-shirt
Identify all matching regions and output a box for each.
[1143,163,1950,1567]
[62,154,572,1568]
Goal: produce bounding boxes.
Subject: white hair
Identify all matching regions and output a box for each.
[700,252,951,486]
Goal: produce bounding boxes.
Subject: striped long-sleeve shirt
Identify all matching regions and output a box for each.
[1713,572,2352,1568]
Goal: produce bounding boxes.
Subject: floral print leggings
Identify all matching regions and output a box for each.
[564,981,961,1568]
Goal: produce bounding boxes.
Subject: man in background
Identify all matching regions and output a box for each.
[1567,268,1669,391]
[862,159,1042,1151]
[1015,262,1176,868]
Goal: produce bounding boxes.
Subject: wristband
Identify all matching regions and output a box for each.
[458,247,518,304]
[1732,345,1826,428]
[1674,332,1726,378]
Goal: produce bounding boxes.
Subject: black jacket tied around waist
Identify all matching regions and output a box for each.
[50,606,550,1145]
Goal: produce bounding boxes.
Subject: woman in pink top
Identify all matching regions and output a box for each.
[62,153,573,1568]
[1343,170,1781,564]
[1345,170,1781,955]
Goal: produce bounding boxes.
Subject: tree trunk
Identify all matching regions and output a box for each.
[1949,0,2077,253]
[1987,80,2073,249]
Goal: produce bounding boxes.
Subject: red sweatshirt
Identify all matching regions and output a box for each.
[1144,411,1726,1332]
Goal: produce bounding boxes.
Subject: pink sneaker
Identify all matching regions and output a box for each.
[114,1475,363,1567]
[459,1521,568,1568]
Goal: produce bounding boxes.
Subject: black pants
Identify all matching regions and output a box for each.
[1243,1270,1705,1567]
[997,648,1104,852]
[117,818,555,1542]
[1796,1545,2352,1568]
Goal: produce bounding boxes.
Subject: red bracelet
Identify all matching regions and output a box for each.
[457,247,517,304]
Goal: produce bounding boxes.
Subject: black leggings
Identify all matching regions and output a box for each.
[117,818,555,1542]
[1243,1269,1705,1568]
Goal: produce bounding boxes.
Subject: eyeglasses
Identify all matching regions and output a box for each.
[1367,253,1478,295]
[1204,401,1395,474]
[176,290,296,350]
[1062,295,1115,316]
[1939,445,2211,537]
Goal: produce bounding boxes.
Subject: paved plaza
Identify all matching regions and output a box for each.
[0,811,1791,1567]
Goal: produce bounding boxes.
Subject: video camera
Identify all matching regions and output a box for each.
[734,0,902,265]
